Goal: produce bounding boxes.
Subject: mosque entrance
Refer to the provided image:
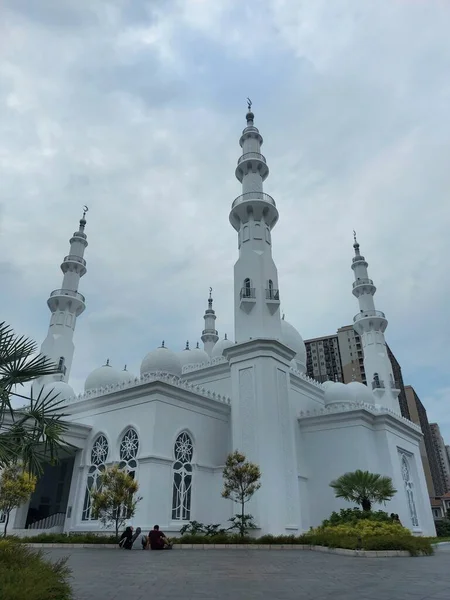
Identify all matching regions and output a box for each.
[24,452,75,530]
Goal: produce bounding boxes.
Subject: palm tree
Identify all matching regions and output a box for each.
[330,469,397,512]
[0,321,70,475]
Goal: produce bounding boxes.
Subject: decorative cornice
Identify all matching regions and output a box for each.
[298,401,422,438]
[56,371,232,413]
[182,355,228,375]
[223,338,296,364]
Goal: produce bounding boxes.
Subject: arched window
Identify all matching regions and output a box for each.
[82,435,108,521]
[119,428,139,479]
[171,432,193,521]
[243,278,252,299]
[401,454,419,527]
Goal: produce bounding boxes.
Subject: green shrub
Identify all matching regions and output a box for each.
[0,539,72,600]
[322,508,392,527]
[13,532,117,545]
[435,520,450,537]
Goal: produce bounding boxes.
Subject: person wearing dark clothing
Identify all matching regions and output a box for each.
[119,526,134,549]
[145,525,172,550]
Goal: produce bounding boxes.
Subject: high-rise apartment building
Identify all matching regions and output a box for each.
[305,325,410,419]
[405,386,443,497]
[304,334,343,383]
[430,423,450,494]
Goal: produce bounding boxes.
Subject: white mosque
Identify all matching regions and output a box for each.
[4,108,435,537]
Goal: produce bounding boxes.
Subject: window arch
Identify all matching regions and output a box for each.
[171,432,193,521]
[401,454,419,528]
[119,428,139,479]
[82,434,109,521]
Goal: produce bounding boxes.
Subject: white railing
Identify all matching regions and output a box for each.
[28,512,66,530]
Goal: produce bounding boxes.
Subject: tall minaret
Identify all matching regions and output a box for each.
[201,287,219,355]
[229,101,281,342]
[37,207,89,387]
[351,232,400,413]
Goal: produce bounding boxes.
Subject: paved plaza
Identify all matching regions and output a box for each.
[45,545,450,600]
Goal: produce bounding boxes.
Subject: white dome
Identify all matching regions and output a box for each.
[281,319,306,372]
[211,335,234,358]
[40,380,75,402]
[346,381,375,404]
[324,380,375,406]
[140,345,182,377]
[188,344,210,364]
[118,367,135,384]
[85,362,122,392]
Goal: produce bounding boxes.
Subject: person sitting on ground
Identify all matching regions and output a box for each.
[119,525,134,550]
[145,524,172,550]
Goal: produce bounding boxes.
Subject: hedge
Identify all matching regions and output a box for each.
[0,539,72,600]
[9,531,434,555]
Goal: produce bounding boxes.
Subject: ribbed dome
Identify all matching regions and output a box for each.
[281,319,306,372]
[140,344,182,377]
[40,380,75,402]
[211,335,234,358]
[323,380,375,406]
[85,361,122,392]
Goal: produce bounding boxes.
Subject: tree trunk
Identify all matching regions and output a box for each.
[361,498,371,512]
[241,500,245,538]
[3,511,10,538]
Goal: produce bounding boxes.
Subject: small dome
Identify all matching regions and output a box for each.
[188,343,210,364]
[211,335,234,358]
[85,361,122,392]
[281,319,306,372]
[40,380,75,402]
[324,380,375,406]
[140,343,182,377]
[118,366,135,384]
[346,381,375,404]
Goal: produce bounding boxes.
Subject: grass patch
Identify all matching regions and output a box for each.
[0,539,72,600]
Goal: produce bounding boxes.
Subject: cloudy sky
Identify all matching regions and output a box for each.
[1,1,450,436]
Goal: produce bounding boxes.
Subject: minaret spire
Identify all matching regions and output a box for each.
[351,235,400,413]
[36,207,89,387]
[201,287,219,356]
[230,104,281,342]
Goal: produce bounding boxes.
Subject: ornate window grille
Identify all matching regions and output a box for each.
[171,432,193,521]
[401,454,419,528]
[82,435,109,521]
[119,428,139,479]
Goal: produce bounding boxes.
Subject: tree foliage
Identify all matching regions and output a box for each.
[0,464,36,537]
[0,321,71,475]
[91,465,142,541]
[222,450,261,536]
[330,470,397,512]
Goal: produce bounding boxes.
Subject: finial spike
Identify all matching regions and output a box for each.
[353,230,358,244]
[161,340,165,348]
[196,341,200,349]
[82,205,89,219]
[247,97,252,111]
[123,364,127,371]
[282,312,285,320]
[106,358,110,366]
[185,340,189,350]
[224,333,228,340]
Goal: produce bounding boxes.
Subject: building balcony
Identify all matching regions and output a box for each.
[265,288,280,301]
[239,287,256,313]
[237,152,267,166]
[352,278,373,288]
[372,379,385,390]
[232,191,276,210]
[50,288,85,303]
[63,255,86,267]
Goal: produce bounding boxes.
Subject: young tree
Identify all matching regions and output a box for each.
[91,465,142,541]
[330,469,397,512]
[222,450,261,537]
[0,464,37,537]
[0,321,70,475]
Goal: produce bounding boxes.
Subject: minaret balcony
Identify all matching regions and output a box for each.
[237,152,267,166]
[353,309,387,335]
[371,379,385,390]
[354,309,385,322]
[352,278,373,288]
[236,153,269,182]
[265,288,280,314]
[230,192,278,231]
[50,288,85,303]
[239,287,256,313]
[63,255,86,267]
